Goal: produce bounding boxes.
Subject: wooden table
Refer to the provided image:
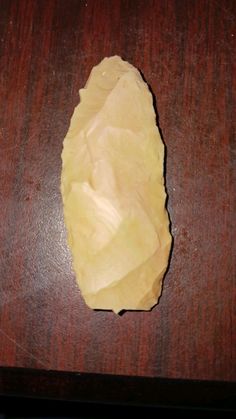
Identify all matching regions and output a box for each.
[0,0,235,409]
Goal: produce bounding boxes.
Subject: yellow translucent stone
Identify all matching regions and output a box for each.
[61,56,172,313]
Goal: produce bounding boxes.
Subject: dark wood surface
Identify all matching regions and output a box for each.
[0,0,235,385]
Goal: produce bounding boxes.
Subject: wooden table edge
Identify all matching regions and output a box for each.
[0,367,235,411]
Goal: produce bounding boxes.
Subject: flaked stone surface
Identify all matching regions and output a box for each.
[61,56,172,313]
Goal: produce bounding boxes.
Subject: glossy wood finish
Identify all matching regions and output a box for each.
[0,0,235,382]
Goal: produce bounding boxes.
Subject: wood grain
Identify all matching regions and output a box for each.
[0,0,235,382]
